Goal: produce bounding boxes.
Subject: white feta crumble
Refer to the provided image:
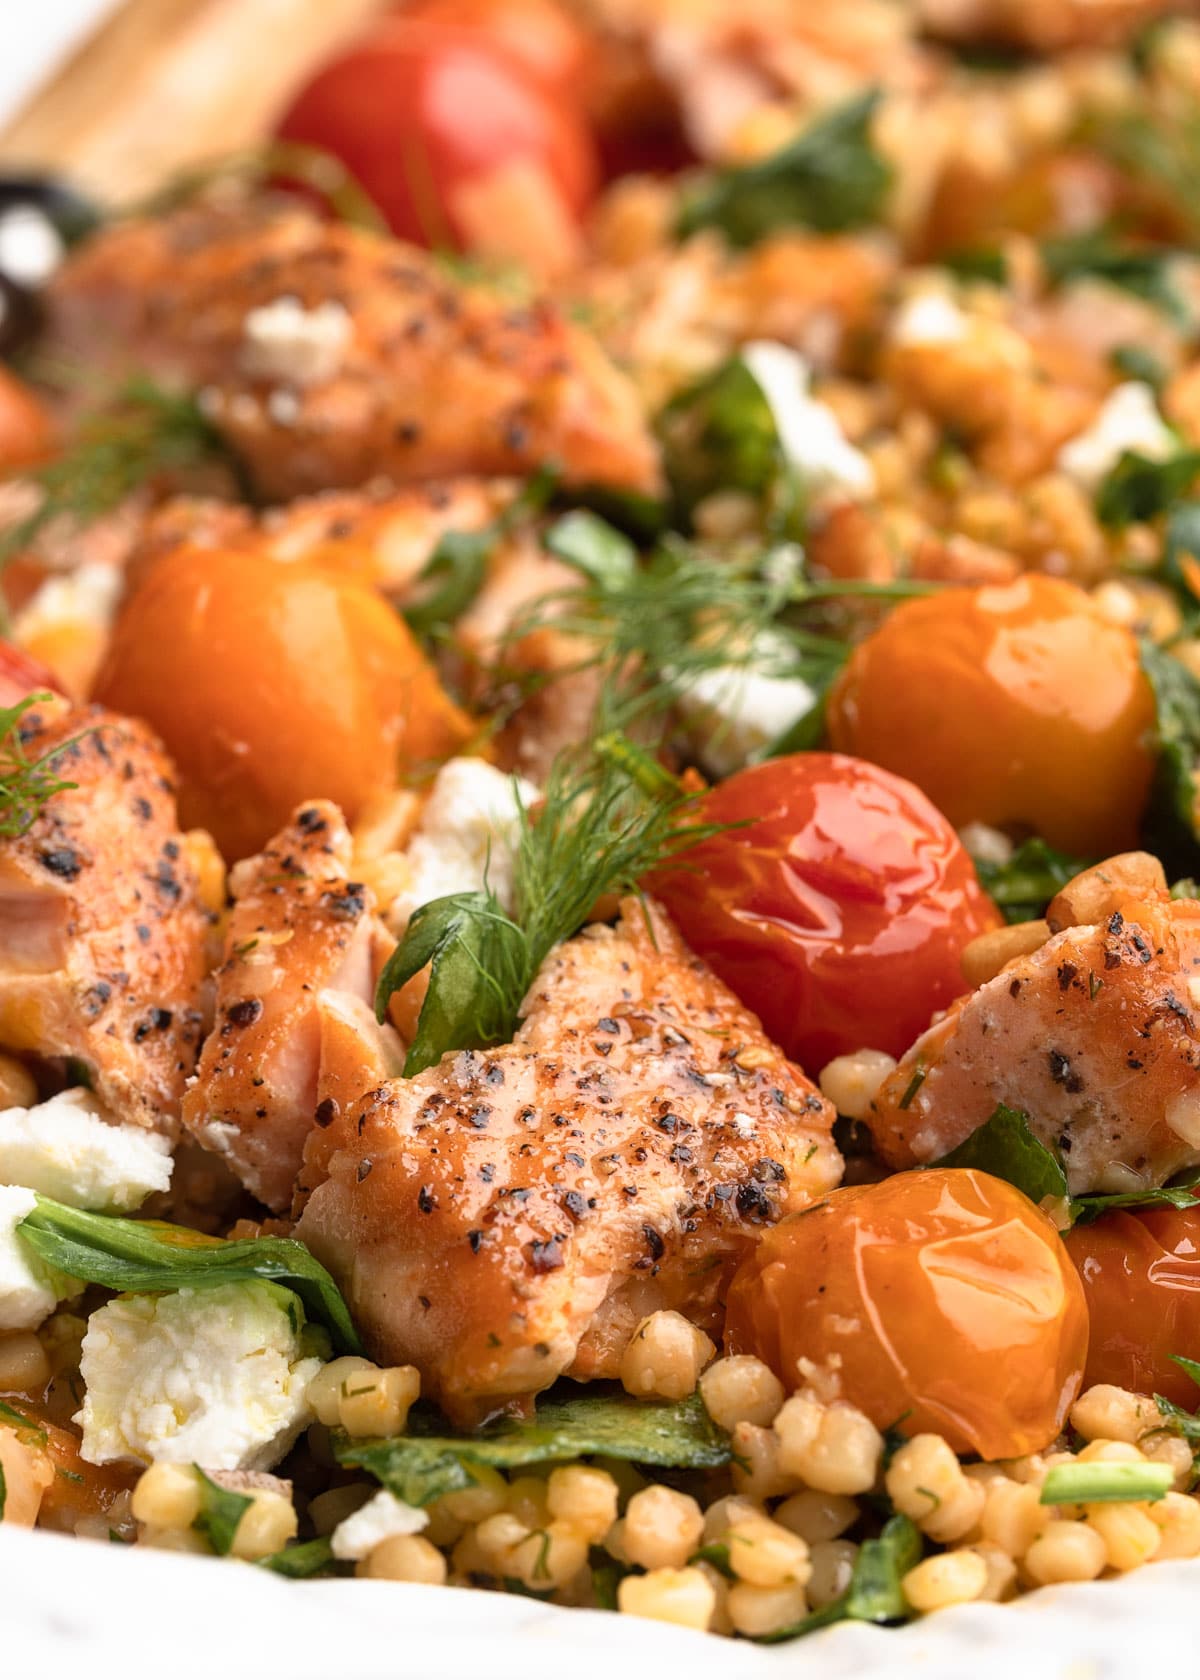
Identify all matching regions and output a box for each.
[890,290,970,347]
[1056,381,1177,488]
[12,561,123,645]
[241,296,352,387]
[331,1489,429,1561]
[673,632,816,779]
[76,1280,321,1470]
[741,341,875,502]
[0,1088,172,1212]
[0,1184,78,1330]
[390,757,539,930]
[0,205,64,287]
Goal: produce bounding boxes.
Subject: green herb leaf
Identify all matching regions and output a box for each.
[1072,1166,1200,1224]
[933,1104,1069,1206]
[1157,501,1200,634]
[544,510,637,590]
[404,466,559,639]
[337,1387,731,1506]
[690,1540,735,1578]
[1040,234,1191,325]
[970,836,1089,924]
[0,1399,48,1446]
[757,1514,922,1643]
[1139,640,1200,876]
[191,1468,252,1555]
[1095,449,1200,528]
[1040,1461,1173,1506]
[0,695,98,840]
[1111,344,1168,390]
[676,92,891,247]
[1172,1354,1200,1389]
[374,890,529,1077]
[590,1553,628,1610]
[258,1536,339,1578]
[16,1195,362,1354]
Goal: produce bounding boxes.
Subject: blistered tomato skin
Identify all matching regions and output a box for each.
[826,575,1156,858]
[92,545,474,860]
[1067,1207,1200,1409]
[725,1168,1089,1460]
[648,753,1000,1074]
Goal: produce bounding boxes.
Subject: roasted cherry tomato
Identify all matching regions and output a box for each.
[826,575,1156,858]
[0,1408,133,1529]
[275,21,598,258]
[0,638,60,708]
[399,0,587,93]
[726,1168,1089,1459]
[0,364,54,470]
[1067,1206,1200,1409]
[92,546,474,860]
[648,753,1000,1074]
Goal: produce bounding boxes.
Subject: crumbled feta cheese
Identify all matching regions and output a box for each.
[331,1489,429,1561]
[0,205,64,287]
[76,1281,321,1470]
[741,341,875,502]
[890,290,969,347]
[390,757,539,930]
[0,1185,78,1331]
[241,296,352,387]
[12,561,123,645]
[673,633,816,779]
[0,1088,172,1212]
[1057,382,1176,488]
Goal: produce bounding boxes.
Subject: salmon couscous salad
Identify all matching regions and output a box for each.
[7,0,1200,1646]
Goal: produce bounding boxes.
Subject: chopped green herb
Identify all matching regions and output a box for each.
[1095,449,1200,528]
[897,1068,926,1110]
[1040,1460,1172,1506]
[1111,344,1167,390]
[258,1536,339,1578]
[337,1386,730,1507]
[191,1468,252,1555]
[0,695,98,841]
[16,1195,361,1354]
[0,1400,47,1445]
[1072,1166,1200,1224]
[676,92,891,247]
[590,1553,628,1610]
[970,836,1089,924]
[1040,233,1191,325]
[1138,640,1200,877]
[756,1514,922,1643]
[544,509,637,591]
[933,1104,1069,1207]
[690,1541,735,1578]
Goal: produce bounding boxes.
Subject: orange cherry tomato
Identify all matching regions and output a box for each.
[0,365,55,472]
[648,753,1000,1073]
[399,0,588,94]
[275,20,598,252]
[1067,1206,1200,1409]
[826,576,1156,858]
[726,1168,1089,1459]
[92,545,473,860]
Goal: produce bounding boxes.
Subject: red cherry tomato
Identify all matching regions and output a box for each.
[726,1169,1088,1459]
[648,753,1001,1075]
[1067,1206,1200,1409]
[275,20,598,252]
[398,0,588,94]
[0,638,61,708]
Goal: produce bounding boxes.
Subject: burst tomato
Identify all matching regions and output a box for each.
[399,0,588,93]
[91,545,473,860]
[826,575,1156,858]
[726,1168,1089,1459]
[275,21,598,258]
[1067,1206,1200,1409]
[648,753,999,1074]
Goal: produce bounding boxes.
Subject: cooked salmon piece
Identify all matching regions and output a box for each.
[0,699,207,1132]
[48,204,661,501]
[870,878,1200,1196]
[182,800,401,1212]
[295,898,841,1423]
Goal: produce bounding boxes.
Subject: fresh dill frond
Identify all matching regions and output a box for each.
[1092,92,1200,240]
[374,729,720,1073]
[132,140,388,233]
[0,377,230,624]
[0,692,90,839]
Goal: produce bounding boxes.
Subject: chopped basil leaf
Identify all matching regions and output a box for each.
[1138,640,1200,877]
[690,1541,735,1578]
[1040,235,1190,325]
[16,1195,361,1354]
[1111,344,1167,390]
[191,1468,252,1555]
[757,1514,922,1643]
[1072,1166,1200,1224]
[337,1387,731,1507]
[970,836,1089,924]
[657,353,801,533]
[675,92,891,248]
[1040,1461,1172,1505]
[590,1553,628,1610]
[544,509,638,590]
[258,1536,339,1578]
[1095,449,1200,528]
[933,1104,1069,1206]
[940,246,1008,284]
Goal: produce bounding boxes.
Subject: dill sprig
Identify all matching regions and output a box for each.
[0,692,89,839]
[374,729,720,1074]
[132,140,388,233]
[1091,93,1200,241]
[0,377,229,628]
